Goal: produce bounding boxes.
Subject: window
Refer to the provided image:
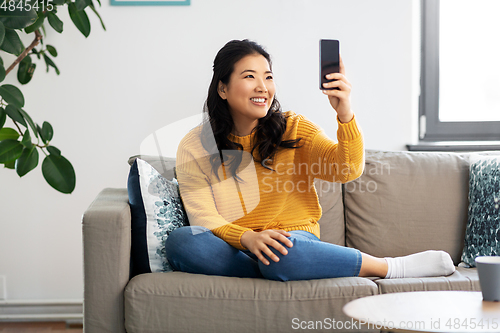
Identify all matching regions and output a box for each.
[418,0,500,145]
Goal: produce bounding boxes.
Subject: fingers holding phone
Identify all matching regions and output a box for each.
[320,39,340,90]
[320,40,353,123]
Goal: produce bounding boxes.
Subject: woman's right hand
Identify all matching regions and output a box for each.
[240,230,294,265]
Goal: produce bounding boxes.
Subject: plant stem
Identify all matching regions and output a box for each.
[33,143,49,156]
[12,119,23,134]
[5,30,43,76]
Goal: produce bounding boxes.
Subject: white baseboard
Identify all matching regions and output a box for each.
[0,300,83,324]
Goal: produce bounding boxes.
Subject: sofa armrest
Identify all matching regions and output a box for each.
[83,188,131,333]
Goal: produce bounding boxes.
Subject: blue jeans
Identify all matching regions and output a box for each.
[165,226,362,281]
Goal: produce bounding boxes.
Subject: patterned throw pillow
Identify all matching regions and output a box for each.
[128,158,189,276]
[461,154,500,267]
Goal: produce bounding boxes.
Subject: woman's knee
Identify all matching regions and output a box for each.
[258,240,299,281]
[258,235,320,281]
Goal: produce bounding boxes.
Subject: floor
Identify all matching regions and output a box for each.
[0,322,83,333]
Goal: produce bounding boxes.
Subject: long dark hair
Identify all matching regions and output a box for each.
[201,39,303,183]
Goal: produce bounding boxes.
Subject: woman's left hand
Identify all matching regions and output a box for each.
[322,55,354,123]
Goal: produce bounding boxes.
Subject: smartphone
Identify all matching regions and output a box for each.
[320,39,340,90]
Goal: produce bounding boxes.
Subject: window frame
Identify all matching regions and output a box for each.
[420,0,500,142]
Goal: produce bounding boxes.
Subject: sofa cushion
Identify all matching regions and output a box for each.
[124,272,378,333]
[344,150,470,264]
[374,266,480,294]
[127,158,188,276]
[461,154,500,267]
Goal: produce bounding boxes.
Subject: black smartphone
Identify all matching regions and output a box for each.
[320,39,340,90]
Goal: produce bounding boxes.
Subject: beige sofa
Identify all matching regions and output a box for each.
[82,150,480,333]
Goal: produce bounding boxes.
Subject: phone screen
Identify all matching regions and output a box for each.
[320,39,340,90]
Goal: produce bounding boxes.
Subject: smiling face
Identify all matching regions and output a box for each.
[218,54,276,136]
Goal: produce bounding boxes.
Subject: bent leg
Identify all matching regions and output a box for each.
[255,230,454,281]
[165,226,263,278]
[259,231,362,281]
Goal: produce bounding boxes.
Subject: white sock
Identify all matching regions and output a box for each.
[384,250,455,279]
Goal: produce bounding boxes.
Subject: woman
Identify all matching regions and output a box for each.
[166,39,455,281]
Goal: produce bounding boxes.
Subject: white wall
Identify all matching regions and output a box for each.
[0,0,419,301]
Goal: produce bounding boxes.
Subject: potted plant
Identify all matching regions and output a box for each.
[0,0,104,193]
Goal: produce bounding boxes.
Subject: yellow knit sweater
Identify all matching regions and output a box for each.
[176,111,364,250]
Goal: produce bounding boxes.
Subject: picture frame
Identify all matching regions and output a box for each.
[110,0,189,6]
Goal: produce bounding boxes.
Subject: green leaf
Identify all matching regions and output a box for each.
[0,84,25,107]
[0,107,5,129]
[0,20,5,47]
[4,160,14,168]
[0,62,6,82]
[47,11,63,33]
[36,123,43,139]
[0,28,23,56]
[0,127,20,140]
[0,139,23,163]
[75,0,90,11]
[17,56,36,85]
[41,121,53,142]
[46,44,57,57]
[4,105,27,127]
[68,3,90,38]
[52,0,65,5]
[0,3,38,29]
[21,128,32,148]
[89,4,105,31]
[43,54,59,75]
[46,145,60,157]
[31,47,40,60]
[42,154,76,193]
[24,12,45,34]
[17,109,38,139]
[15,145,38,177]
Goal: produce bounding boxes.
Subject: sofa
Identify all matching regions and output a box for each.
[82,149,482,333]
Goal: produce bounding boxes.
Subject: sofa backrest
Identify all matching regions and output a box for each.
[343,150,470,265]
[314,179,345,246]
[128,155,176,180]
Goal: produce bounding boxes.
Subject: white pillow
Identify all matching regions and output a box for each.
[127,158,188,275]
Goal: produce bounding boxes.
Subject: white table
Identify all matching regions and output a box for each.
[343,291,500,333]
